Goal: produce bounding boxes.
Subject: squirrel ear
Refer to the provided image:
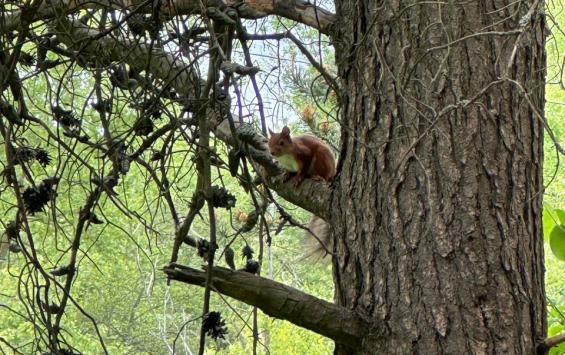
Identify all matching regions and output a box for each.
[268,128,275,136]
[281,126,290,136]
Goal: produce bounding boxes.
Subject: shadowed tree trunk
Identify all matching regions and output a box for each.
[331,1,546,353]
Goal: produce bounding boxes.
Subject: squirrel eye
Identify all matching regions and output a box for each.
[279,141,284,146]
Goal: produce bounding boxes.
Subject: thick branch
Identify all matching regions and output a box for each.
[230,0,335,35]
[263,174,333,219]
[164,264,380,347]
[2,0,335,35]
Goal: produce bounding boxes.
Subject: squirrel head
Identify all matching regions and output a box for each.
[268,126,292,157]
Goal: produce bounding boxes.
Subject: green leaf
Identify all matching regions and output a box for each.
[544,207,558,241]
[556,209,565,225]
[549,342,565,355]
[550,224,565,261]
[548,322,564,337]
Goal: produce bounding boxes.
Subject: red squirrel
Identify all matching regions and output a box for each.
[268,126,336,185]
[268,126,335,259]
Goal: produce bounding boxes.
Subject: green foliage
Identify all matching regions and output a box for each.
[544,2,565,352]
[2,1,565,354]
[0,74,334,352]
[549,316,565,355]
[546,207,565,261]
[550,223,565,261]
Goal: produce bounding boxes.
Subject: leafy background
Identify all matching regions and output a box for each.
[0,2,564,355]
[542,2,565,354]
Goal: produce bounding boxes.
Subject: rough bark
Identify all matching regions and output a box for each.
[331,1,546,354]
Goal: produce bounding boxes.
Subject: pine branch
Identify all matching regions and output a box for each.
[52,18,331,216]
[164,263,383,348]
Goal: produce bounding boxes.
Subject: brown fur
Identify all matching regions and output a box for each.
[268,126,336,184]
[268,126,336,260]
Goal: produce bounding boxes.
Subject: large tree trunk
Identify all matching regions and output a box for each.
[331,1,546,353]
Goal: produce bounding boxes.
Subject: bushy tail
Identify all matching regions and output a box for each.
[304,215,332,261]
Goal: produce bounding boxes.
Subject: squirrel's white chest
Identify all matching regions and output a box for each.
[276,154,299,172]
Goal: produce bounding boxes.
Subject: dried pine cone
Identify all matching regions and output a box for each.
[202,311,228,340]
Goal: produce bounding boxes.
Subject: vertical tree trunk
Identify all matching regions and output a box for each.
[331,1,546,353]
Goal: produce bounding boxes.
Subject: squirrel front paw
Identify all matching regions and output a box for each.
[293,175,305,186]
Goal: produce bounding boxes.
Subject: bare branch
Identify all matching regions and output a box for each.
[230,0,335,34]
[163,263,381,348]
[2,0,336,35]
